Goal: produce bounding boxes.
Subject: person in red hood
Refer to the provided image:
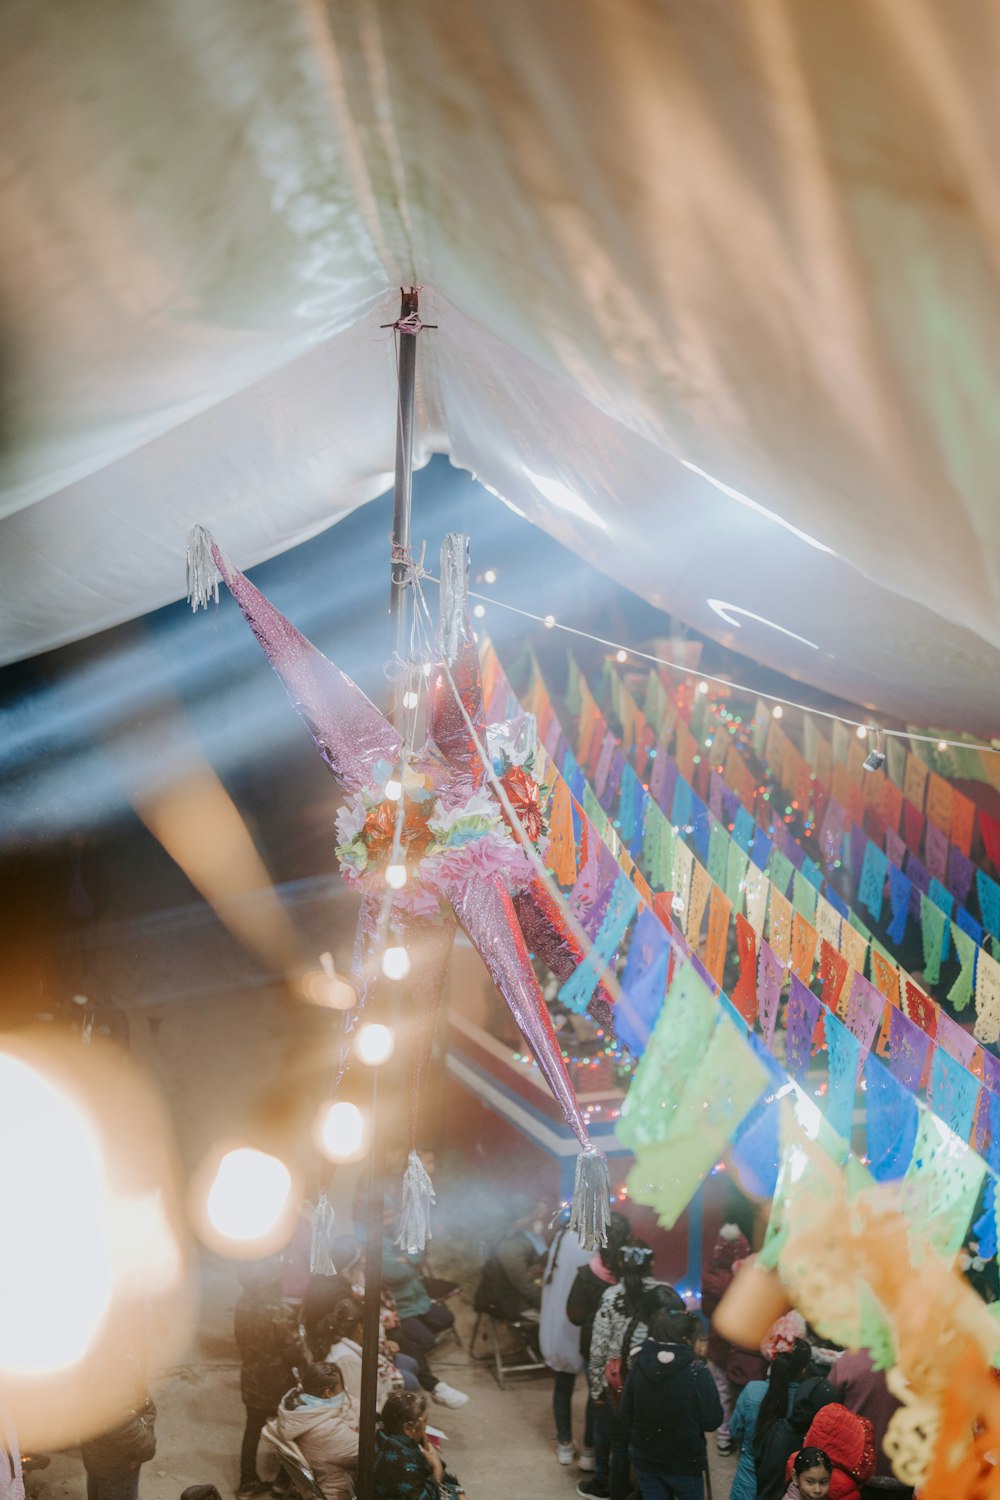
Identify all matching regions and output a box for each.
[700,1224,765,1455]
[787,1403,876,1500]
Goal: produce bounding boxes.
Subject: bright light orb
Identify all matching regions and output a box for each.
[354,1023,395,1067]
[772,705,783,720]
[484,569,497,584]
[0,1051,112,1374]
[543,614,556,629]
[205,1148,292,1244]
[384,778,402,802]
[856,725,868,740]
[385,863,408,890]
[616,650,628,664]
[382,945,411,980]
[697,680,709,695]
[473,603,486,619]
[318,1101,366,1162]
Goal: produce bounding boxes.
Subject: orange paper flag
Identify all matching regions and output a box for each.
[790,912,819,985]
[951,789,975,857]
[731,913,759,1024]
[546,777,577,886]
[871,949,901,1009]
[705,886,733,986]
[687,859,712,945]
[903,752,928,812]
[925,772,953,838]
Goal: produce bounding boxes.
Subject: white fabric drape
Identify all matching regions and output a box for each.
[1,0,998,729]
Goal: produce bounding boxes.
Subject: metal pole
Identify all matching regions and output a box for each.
[356,287,422,1500]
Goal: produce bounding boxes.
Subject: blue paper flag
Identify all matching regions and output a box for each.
[824,1012,861,1141]
[618,762,640,844]
[733,807,756,856]
[864,1054,919,1182]
[615,907,670,1057]
[974,1196,998,1261]
[858,841,889,924]
[978,869,1000,941]
[800,856,824,891]
[689,793,710,862]
[731,1097,782,1199]
[929,1046,980,1143]
[559,873,640,1013]
[957,905,984,948]
[826,888,850,921]
[887,863,911,945]
[629,787,649,860]
[671,776,693,833]
[751,827,772,871]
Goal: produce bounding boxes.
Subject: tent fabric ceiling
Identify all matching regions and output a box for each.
[2,0,999,732]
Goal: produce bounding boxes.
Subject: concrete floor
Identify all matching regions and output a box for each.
[30,1258,738,1500]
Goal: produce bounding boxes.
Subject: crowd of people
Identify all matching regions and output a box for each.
[0,1197,924,1500]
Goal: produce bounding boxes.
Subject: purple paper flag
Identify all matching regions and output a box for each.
[600,747,626,811]
[885,826,907,871]
[906,853,930,920]
[887,1005,932,1092]
[982,1048,1000,1099]
[849,824,867,880]
[925,822,949,883]
[708,771,724,820]
[593,731,617,799]
[819,799,846,865]
[948,846,975,907]
[936,1013,978,1071]
[844,972,885,1066]
[649,742,670,808]
[543,714,564,760]
[757,940,784,1047]
[786,974,822,1081]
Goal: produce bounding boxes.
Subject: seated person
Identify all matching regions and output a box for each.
[473,1195,547,1324]
[260,1362,358,1500]
[381,1209,469,1409]
[302,1238,362,1354]
[314,1297,399,1413]
[374,1391,465,1500]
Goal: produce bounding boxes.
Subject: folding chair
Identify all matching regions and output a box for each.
[469,1306,546,1390]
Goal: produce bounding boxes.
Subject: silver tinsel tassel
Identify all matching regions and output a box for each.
[186,524,220,611]
[396,1151,436,1255]
[569,1147,611,1250]
[310,1193,338,1275]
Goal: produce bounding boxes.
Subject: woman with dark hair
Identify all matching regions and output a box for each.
[315,1297,397,1413]
[567,1212,631,1498]
[728,1338,812,1500]
[373,1391,465,1500]
[755,1376,836,1500]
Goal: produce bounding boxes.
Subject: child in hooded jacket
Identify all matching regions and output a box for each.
[614,1309,723,1500]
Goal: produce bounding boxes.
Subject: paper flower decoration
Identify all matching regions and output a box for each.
[187,527,610,1248]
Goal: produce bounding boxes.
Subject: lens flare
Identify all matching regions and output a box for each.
[317,1101,367,1162]
[0,1050,112,1374]
[382,945,411,980]
[385,863,407,889]
[205,1148,292,1243]
[354,1022,395,1067]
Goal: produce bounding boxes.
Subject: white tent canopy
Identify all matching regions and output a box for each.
[2,0,999,732]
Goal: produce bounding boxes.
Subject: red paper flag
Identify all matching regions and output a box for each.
[731,913,759,1025]
[819,938,850,1013]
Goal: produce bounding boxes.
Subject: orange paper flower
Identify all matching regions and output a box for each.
[362,798,433,861]
[500,763,544,843]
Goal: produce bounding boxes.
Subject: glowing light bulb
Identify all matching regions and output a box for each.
[697,680,709,695]
[484,569,497,584]
[205,1148,292,1244]
[384,778,402,801]
[382,946,411,980]
[772,705,783,720]
[354,1022,395,1067]
[385,862,408,889]
[856,725,868,740]
[616,649,628,663]
[937,740,948,752]
[317,1101,366,1162]
[473,603,486,619]
[543,614,556,629]
[403,691,419,710]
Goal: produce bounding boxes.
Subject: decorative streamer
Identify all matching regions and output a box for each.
[928,1048,981,1143]
[558,873,639,1013]
[948,924,977,1012]
[858,841,889,923]
[310,1192,338,1274]
[919,894,947,987]
[790,912,818,984]
[864,1055,919,1182]
[785,975,822,1080]
[757,940,784,1047]
[704,885,733,985]
[731,912,759,1024]
[824,1012,861,1140]
[768,886,793,965]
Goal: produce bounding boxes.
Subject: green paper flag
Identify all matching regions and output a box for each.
[948,923,977,1012]
[886,737,907,790]
[564,652,583,715]
[583,783,611,841]
[768,847,795,898]
[792,869,819,922]
[725,843,751,911]
[919,893,947,987]
[619,965,718,1150]
[708,818,730,890]
[625,1010,768,1227]
[902,1111,986,1262]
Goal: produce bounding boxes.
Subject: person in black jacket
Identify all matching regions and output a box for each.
[754,1376,835,1500]
[234,1258,306,1499]
[614,1309,723,1500]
